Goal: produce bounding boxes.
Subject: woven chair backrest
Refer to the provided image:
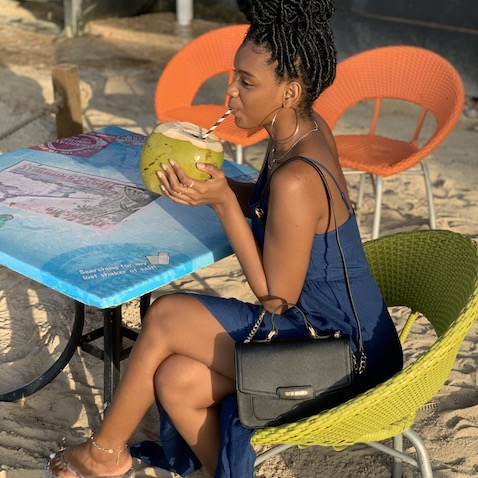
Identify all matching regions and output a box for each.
[155,24,249,118]
[364,230,478,338]
[314,46,464,135]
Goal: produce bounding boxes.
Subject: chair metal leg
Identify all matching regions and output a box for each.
[356,173,368,210]
[235,145,244,164]
[403,429,433,478]
[372,176,383,239]
[254,444,294,467]
[420,161,436,230]
[225,142,244,164]
[367,428,433,478]
[342,169,368,209]
[223,141,235,159]
[253,429,433,477]
[367,439,419,468]
[392,434,404,478]
[345,162,435,237]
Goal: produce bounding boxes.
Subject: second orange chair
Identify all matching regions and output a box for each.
[314,46,464,238]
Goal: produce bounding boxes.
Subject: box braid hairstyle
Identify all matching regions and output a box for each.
[236,0,337,113]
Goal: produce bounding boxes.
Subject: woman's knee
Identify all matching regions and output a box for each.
[154,354,203,407]
[142,293,183,334]
[154,355,234,410]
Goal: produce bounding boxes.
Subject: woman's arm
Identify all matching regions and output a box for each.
[157,160,324,313]
[226,178,255,217]
[260,161,323,311]
[215,161,325,312]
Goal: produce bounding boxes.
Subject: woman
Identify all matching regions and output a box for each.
[46,1,403,477]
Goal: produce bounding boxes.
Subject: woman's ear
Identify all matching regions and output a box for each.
[282,81,302,108]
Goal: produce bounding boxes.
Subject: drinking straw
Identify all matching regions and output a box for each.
[202,109,232,139]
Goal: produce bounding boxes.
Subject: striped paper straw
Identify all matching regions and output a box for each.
[202,109,232,139]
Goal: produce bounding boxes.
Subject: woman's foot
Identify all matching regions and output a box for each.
[46,437,134,478]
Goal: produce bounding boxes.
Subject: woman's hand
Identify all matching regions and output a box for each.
[156,160,232,208]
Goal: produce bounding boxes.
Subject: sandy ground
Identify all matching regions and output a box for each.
[0,0,477,477]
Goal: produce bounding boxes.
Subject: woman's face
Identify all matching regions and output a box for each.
[226,41,288,131]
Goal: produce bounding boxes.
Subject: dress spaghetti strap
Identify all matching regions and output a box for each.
[299,157,354,214]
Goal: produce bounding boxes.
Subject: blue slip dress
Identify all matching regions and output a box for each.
[130,157,403,477]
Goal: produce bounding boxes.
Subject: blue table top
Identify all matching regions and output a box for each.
[0,127,256,308]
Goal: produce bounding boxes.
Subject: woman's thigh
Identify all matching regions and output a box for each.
[143,293,236,380]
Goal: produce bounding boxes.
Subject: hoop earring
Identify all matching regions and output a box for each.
[270,106,300,144]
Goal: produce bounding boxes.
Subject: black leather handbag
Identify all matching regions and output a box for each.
[235,306,358,429]
[234,157,367,429]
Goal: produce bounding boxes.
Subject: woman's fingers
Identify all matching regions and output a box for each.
[196,162,221,179]
[156,160,226,205]
[155,162,195,202]
[157,162,186,195]
[169,159,194,185]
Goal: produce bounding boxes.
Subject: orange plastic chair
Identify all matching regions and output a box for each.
[313,46,465,238]
[154,24,268,164]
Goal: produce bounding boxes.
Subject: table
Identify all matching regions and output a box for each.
[0,126,255,404]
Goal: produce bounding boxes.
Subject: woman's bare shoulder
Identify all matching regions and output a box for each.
[269,158,327,202]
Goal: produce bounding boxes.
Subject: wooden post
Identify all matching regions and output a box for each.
[52,64,83,139]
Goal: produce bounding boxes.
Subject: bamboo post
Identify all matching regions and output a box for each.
[52,63,83,138]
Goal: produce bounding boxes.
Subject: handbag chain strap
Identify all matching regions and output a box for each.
[248,156,367,375]
[244,308,267,343]
[245,303,332,344]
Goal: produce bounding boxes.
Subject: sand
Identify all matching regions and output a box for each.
[0,1,477,477]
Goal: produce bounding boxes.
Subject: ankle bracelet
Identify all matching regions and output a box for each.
[89,433,128,465]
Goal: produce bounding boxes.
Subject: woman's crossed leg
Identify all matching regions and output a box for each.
[47,293,236,478]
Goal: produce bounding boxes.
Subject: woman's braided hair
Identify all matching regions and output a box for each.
[237,0,337,112]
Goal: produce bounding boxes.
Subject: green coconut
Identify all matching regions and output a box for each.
[140,121,224,194]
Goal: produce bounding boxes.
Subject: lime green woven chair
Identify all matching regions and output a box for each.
[252,230,478,477]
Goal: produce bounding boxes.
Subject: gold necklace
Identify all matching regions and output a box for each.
[268,120,319,170]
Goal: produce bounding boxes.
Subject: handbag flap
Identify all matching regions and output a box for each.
[235,337,353,399]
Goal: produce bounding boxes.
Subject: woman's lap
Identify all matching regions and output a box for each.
[189,290,403,392]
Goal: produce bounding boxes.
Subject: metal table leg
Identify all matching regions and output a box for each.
[0,301,85,402]
[80,306,138,406]
[1,293,152,404]
[103,306,122,408]
[140,293,151,321]
[80,293,151,405]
